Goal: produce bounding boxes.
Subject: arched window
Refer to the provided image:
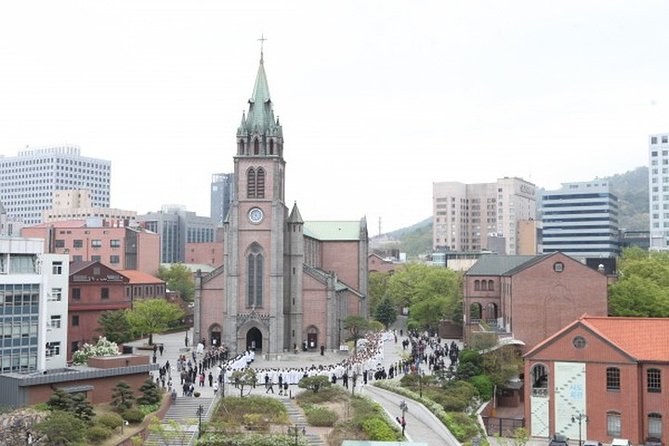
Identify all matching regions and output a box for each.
[247,244,263,308]
[269,139,274,155]
[531,364,548,397]
[247,168,256,198]
[469,303,482,320]
[474,280,480,291]
[648,368,661,393]
[256,168,265,199]
[488,280,494,291]
[254,138,260,155]
[239,139,245,154]
[481,280,488,291]
[607,411,622,436]
[649,413,662,439]
[606,367,620,391]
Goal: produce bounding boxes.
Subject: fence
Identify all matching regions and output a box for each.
[481,416,525,437]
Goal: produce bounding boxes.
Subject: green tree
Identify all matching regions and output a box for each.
[70,393,95,423]
[343,315,369,355]
[35,410,86,446]
[480,345,523,389]
[298,375,332,393]
[230,369,258,397]
[368,271,390,316]
[374,296,397,329]
[47,389,73,412]
[158,263,195,302]
[137,378,162,405]
[111,381,135,411]
[97,310,133,343]
[126,298,185,345]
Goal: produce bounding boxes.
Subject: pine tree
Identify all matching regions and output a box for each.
[70,393,95,423]
[137,378,162,405]
[111,381,135,411]
[46,389,73,412]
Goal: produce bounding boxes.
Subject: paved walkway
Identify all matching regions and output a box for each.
[127,329,464,446]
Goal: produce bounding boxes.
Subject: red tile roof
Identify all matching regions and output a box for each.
[583,316,669,362]
[116,270,164,284]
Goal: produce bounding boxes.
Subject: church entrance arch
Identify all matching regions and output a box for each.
[306,325,319,350]
[209,324,222,348]
[246,327,263,352]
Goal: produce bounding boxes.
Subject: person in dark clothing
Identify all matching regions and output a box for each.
[208,372,213,387]
[159,344,164,356]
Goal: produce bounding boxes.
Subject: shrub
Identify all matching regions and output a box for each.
[96,412,124,430]
[469,375,493,401]
[361,417,398,441]
[111,381,135,411]
[122,408,145,424]
[298,375,332,393]
[399,373,419,387]
[459,349,482,366]
[296,385,347,405]
[86,424,112,443]
[242,413,270,432]
[193,391,201,398]
[137,403,161,416]
[304,406,337,427]
[137,378,162,405]
[444,412,481,442]
[216,396,288,425]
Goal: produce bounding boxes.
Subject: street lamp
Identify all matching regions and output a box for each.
[571,413,589,446]
[418,369,425,398]
[196,404,205,438]
[288,424,306,446]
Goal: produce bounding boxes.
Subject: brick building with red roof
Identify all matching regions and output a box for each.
[524,315,669,445]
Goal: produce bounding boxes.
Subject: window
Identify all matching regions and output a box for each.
[52,261,63,275]
[649,413,662,439]
[91,255,101,262]
[110,255,120,264]
[606,367,620,391]
[72,288,81,300]
[50,315,61,329]
[256,168,265,198]
[253,138,259,154]
[488,280,494,291]
[572,336,586,349]
[55,239,65,248]
[481,280,488,291]
[247,245,264,307]
[91,239,102,248]
[474,280,481,291]
[663,135,668,143]
[247,168,256,198]
[45,342,61,358]
[110,239,121,248]
[73,239,83,248]
[101,288,109,299]
[607,412,622,436]
[49,288,62,302]
[652,136,658,144]
[72,315,79,327]
[648,368,661,393]
[553,262,564,272]
[72,255,83,263]
[71,341,79,354]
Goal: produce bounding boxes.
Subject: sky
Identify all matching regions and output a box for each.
[0,1,666,235]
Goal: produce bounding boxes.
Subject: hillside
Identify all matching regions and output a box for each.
[374,166,649,257]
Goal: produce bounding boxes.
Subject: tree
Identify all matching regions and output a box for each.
[35,410,86,446]
[126,298,185,345]
[230,369,258,397]
[343,315,369,355]
[368,271,390,316]
[72,337,120,365]
[97,310,134,343]
[374,296,397,329]
[47,389,73,412]
[158,263,195,302]
[480,345,523,389]
[70,393,95,423]
[137,378,162,405]
[111,381,135,411]
[298,376,331,393]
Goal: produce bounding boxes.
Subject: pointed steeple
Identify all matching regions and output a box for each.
[237,51,282,139]
[288,201,304,224]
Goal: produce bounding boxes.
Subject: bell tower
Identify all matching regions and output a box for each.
[223,45,288,357]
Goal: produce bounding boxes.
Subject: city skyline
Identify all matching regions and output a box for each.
[0,1,665,233]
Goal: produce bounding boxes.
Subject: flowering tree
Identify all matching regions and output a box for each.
[72,336,120,365]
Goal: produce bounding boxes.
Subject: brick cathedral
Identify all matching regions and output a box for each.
[195,51,368,358]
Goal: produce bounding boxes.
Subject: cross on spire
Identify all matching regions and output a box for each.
[258,34,268,62]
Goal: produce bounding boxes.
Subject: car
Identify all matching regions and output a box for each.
[611,439,632,446]
[549,434,570,446]
[583,441,603,446]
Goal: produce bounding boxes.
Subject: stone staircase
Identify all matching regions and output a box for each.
[281,398,325,446]
[143,396,214,446]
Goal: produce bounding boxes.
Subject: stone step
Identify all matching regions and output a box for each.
[143,430,195,446]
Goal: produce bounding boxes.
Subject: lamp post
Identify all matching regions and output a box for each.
[196,404,205,439]
[571,413,588,446]
[418,369,424,398]
[288,424,305,446]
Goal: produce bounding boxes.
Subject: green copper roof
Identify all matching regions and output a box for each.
[465,255,537,276]
[303,221,361,241]
[238,53,282,138]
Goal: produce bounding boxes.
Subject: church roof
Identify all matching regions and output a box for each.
[303,221,362,241]
[288,202,303,224]
[238,51,282,138]
[465,254,538,276]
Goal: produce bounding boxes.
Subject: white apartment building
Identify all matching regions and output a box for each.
[0,145,111,225]
[649,133,669,249]
[0,238,69,373]
[433,177,536,255]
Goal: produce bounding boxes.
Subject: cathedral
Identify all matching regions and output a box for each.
[194,51,368,358]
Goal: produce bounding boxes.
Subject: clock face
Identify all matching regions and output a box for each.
[248,207,264,223]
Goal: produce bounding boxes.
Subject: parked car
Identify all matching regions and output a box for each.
[611,439,632,446]
[549,434,570,446]
[583,441,602,446]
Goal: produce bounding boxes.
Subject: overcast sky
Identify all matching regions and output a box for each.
[0,1,665,234]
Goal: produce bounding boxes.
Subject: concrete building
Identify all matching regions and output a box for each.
[463,252,608,352]
[0,237,69,373]
[541,181,620,259]
[137,205,217,264]
[649,133,669,249]
[525,315,669,445]
[43,189,136,225]
[21,220,160,275]
[196,51,368,357]
[433,178,536,255]
[0,145,111,225]
[211,173,234,227]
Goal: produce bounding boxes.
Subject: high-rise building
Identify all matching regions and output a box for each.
[432,177,537,254]
[210,173,234,227]
[42,189,136,224]
[137,205,217,263]
[0,238,69,373]
[541,181,620,259]
[0,145,111,225]
[649,133,669,249]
